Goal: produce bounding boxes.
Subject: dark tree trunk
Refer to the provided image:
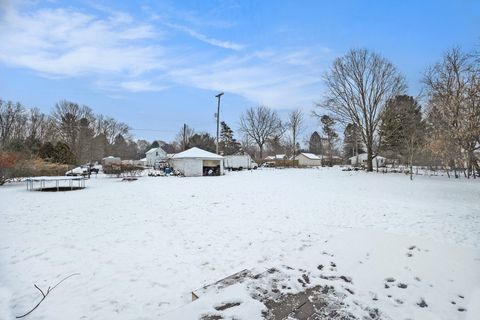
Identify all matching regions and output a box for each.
[366,146,373,172]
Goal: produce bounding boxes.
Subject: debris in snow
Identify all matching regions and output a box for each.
[214,301,241,311]
[417,298,428,308]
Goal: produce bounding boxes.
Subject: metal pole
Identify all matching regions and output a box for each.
[215,92,224,154]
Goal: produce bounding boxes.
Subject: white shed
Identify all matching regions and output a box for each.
[102,156,121,165]
[295,153,322,167]
[349,153,386,167]
[145,147,167,167]
[172,147,224,177]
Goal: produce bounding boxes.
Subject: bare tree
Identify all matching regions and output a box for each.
[52,100,95,162]
[317,49,406,171]
[239,106,284,160]
[287,109,304,165]
[27,108,53,143]
[0,100,26,149]
[423,47,480,177]
[175,124,195,151]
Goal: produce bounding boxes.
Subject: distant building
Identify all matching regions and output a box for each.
[145,147,167,167]
[102,156,121,165]
[295,153,322,167]
[172,147,224,177]
[349,153,386,167]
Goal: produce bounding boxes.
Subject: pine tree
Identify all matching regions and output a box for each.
[321,115,338,165]
[343,123,364,158]
[308,131,323,155]
[379,95,424,166]
[219,121,241,155]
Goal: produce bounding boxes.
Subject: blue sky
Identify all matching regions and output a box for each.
[0,0,479,142]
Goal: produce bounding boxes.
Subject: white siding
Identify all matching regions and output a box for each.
[172,158,203,177]
[146,148,167,166]
[297,154,322,166]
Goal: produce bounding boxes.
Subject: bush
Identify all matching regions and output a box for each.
[103,163,143,177]
[0,152,20,185]
[10,158,69,180]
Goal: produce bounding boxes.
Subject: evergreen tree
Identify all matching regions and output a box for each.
[219,121,241,155]
[321,115,338,165]
[188,133,216,153]
[53,141,75,164]
[379,95,424,165]
[39,142,55,160]
[343,123,364,158]
[309,131,323,155]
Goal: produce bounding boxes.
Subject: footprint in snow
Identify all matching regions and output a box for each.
[397,283,408,289]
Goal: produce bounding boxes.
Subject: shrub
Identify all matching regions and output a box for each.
[0,152,20,185]
[103,163,143,177]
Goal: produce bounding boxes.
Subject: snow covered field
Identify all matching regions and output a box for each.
[0,168,479,319]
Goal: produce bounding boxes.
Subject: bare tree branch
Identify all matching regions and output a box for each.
[16,273,80,319]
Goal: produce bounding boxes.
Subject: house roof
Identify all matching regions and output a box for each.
[173,147,223,160]
[299,153,321,160]
[146,147,165,154]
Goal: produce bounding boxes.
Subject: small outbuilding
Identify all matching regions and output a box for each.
[145,147,167,167]
[295,153,323,167]
[102,156,121,166]
[349,153,386,167]
[172,147,224,177]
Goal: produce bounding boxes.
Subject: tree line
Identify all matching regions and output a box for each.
[1,46,478,178]
[0,100,137,164]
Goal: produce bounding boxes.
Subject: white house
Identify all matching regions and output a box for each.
[349,153,386,167]
[145,147,167,167]
[295,153,322,167]
[172,147,224,177]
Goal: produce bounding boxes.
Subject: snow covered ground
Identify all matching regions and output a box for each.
[0,167,479,319]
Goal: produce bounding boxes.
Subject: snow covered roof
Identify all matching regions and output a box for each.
[146,147,164,154]
[348,153,386,161]
[300,153,321,160]
[140,158,147,161]
[172,147,223,160]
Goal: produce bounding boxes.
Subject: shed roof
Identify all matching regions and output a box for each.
[173,147,223,160]
[299,153,321,160]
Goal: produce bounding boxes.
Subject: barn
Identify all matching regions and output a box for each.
[172,147,224,177]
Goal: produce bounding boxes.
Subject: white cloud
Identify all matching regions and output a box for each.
[165,22,244,51]
[0,6,163,77]
[168,49,328,108]
[119,81,168,92]
[0,3,331,109]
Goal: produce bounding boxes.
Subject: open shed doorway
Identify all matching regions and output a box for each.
[203,160,221,176]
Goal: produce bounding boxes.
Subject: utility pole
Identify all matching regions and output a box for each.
[215,92,224,154]
[183,123,187,151]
